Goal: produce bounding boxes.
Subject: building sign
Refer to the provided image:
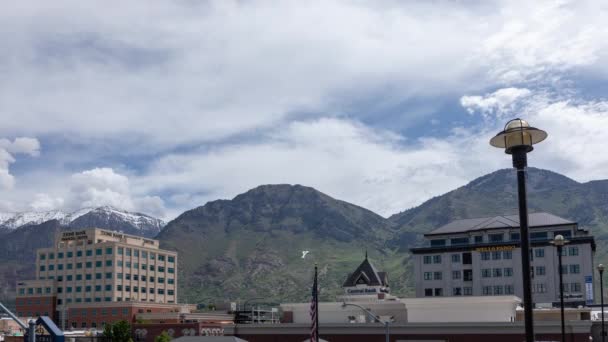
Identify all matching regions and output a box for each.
[475,246,516,252]
[60,231,88,241]
[346,288,378,294]
[585,275,593,305]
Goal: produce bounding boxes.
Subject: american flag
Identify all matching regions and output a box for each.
[310,264,319,342]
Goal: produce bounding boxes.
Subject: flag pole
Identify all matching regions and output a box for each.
[315,264,319,341]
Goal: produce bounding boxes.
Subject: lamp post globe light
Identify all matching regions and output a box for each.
[551,234,569,342]
[598,264,606,342]
[490,118,548,342]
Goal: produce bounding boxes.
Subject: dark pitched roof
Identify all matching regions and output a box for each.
[343,257,388,287]
[426,212,575,236]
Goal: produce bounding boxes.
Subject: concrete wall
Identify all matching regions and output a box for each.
[402,296,520,322]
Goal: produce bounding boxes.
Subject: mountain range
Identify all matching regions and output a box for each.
[1,168,607,308]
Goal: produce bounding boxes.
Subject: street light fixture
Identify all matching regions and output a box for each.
[598,264,605,342]
[341,302,390,342]
[551,234,569,342]
[490,118,548,342]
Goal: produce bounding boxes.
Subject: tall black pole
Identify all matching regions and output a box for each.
[512,146,534,342]
[557,245,565,342]
[600,268,605,342]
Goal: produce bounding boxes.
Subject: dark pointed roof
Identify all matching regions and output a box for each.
[342,256,388,287]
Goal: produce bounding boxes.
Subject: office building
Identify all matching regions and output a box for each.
[410,212,595,306]
[16,228,179,328]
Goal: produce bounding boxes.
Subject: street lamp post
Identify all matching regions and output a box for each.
[551,234,569,342]
[342,302,389,342]
[490,118,548,342]
[599,264,605,342]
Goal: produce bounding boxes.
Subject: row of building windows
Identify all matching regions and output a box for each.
[40,263,175,274]
[481,268,514,278]
[40,249,175,263]
[56,297,174,305]
[424,269,474,281]
[429,230,574,246]
[482,285,515,295]
[480,251,513,260]
[72,308,129,316]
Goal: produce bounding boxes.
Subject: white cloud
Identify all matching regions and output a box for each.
[134,118,502,217]
[29,193,64,211]
[1,1,605,148]
[460,87,532,117]
[0,137,40,189]
[68,167,166,217]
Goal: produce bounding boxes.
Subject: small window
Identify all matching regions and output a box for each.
[430,239,446,247]
[503,251,513,259]
[463,269,473,281]
[489,233,504,242]
[535,248,545,258]
[96,248,102,256]
[452,270,461,280]
[452,287,462,296]
[423,256,432,264]
[106,247,113,255]
[491,251,502,260]
[568,247,579,256]
[482,269,491,278]
[86,250,92,257]
[493,268,502,277]
[433,272,442,280]
[536,266,546,276]
[433,255,442,264]
[510,233,520,241]
[424,272,433,281]
[504,268,513,277]
[463,287,473,296]
[424,288,433,297]
[434,288,442,296]
[481,252,490,260]
[530,232,548,240]
[474,236,483,243]
[450,237,469,245]
[462,252,472,265]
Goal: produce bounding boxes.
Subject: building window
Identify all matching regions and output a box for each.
[77,250,83,257]
[474,236,483,243]
[118,260,123,267]
[117,273,123,279]
[67,263,73,270]
[66,287,72,293]
[452,287,462,296]
[482,269,491,278]
[126,262,131,268]
[125,273,131,280]
[451,254,461,263]
[96,273,102,280]
[95,261,101,267]
[133,274,139,281]
[67,251,73,258]
[40,253,46,260]
[462,252,472,265]
[76,286,82,293]
[433,272,442,280]
[463,287,473,296]
[95,285,102,291]
[450,237,469,246]
[430,239,446,247]
[76,274,82,281]
[158,277,165,283]
[85,286,92,292]
[117,285,122,291]
[493,286,503,295]
[150,277,155,283]
[535,248,545,258]
[434,288,442,296]
[134,250,140,257]
[571,283,582,292]
[463,269,473,281]
[85,274,92,280]
[433,255,442,264]
[86,250,92,257]
[96,248,102,256]
[168,278,174,285]
[149,288,155,294]
[118,247,124,255]
[569,247,579,256]
[40,265,45,272]
[493,268,503,277]
[76,263,83,269]
[424,288,433,297]
[504,268,513,277]
[168,256,175,263]
[126,248,132,256]
[168,267,175,274]
[149,265,155,271]
[534,283,547,293]
[423,256,432,264]
[489,233,504,242]
[569,264,580,274]
[452,270,461,280]
[106,272,112,279]
[480,252,490,261]
[536,266,546,276]
[505,285,514,295]
[150,253,156,260]
[106,247,112,255]
[510,233,520,241]
[530,232,548,240]
[503,251,512,259]
[482,286,492,295]
[492,251,502,260]
[106,260,112,267]
[49,264,55,271]
[49,252,55,259]
[105,285,112,291]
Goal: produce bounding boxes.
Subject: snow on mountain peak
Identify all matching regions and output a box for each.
[0,207,164,231]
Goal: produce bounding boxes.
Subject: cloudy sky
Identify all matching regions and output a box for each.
[2,0,608,220]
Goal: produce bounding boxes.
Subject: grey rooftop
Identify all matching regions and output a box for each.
[425,212,575,236]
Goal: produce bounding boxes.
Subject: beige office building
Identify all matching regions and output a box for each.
[16,228,178,328]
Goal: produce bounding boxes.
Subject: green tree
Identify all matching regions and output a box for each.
[103,321,131,342]
[155,331,172,342]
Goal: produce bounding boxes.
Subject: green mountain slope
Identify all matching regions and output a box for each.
[157,184,414,303]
